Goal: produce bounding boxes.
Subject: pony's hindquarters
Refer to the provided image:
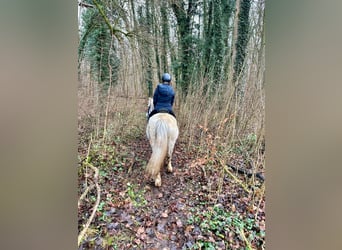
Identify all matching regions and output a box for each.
[146,114,178,186]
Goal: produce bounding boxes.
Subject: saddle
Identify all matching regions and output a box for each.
[148,109,176,120]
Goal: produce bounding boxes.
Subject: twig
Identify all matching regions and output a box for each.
[78,1,94,8]
[78,184,95,207]
[84,135,93,189]
[92,0,131,37]
[78,162,101,247]
[239,228,253,250]
[216,156,250,193]
[127,152,135,174]
[200,165,207,179]
[228,163,265,182]
[254,183,265,221]
[223,165,251,194]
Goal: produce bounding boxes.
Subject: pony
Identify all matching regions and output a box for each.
[145,97,179,187]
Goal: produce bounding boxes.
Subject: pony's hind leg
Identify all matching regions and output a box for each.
[167,139,176,173]
[167,156,173,173]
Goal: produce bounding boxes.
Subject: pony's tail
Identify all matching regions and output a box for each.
[146,120,168,178]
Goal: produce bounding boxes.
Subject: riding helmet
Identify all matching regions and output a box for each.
[162,73,171,82]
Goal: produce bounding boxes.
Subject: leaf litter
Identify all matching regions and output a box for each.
[78,134,265,249]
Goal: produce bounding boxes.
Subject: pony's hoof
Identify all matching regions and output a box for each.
[155,179,161,187]
[155,175,161,187]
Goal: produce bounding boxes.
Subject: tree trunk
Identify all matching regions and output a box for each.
[171,0,197,94]
[233,0,251,90]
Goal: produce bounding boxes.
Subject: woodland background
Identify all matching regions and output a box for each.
[78,0,265,249]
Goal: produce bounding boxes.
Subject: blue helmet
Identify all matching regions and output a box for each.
[162,73,171,82]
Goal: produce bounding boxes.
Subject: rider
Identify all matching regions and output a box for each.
[149,73,176,119]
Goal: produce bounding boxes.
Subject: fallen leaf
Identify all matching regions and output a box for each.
[157,219,167,233]
[185,225,194,234]
[155,231,166,240]
[259,220,266,231]
[136,226,145,235]
[176,218,183,228]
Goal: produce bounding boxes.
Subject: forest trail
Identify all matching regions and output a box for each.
[78,0,265,246]
[78,121,265,249]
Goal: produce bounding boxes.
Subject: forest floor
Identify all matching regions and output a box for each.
[78,131,265,250]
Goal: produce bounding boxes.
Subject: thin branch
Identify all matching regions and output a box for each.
[217,157,251,193]
[239,228,253,249]
[85,135,93,188]
[78,162,101,247]
[92,0,131,37]
[254,183,265,221]
[127,152,135,174]
[78,1,94,8]
[78,184,95,207]
[103,34,114,142]
[228,162,265,182]
[92,0,113,33]
[223,165,251,194]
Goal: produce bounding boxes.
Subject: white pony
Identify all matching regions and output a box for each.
[146,97,179,187]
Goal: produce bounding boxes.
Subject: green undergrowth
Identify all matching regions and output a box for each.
[126,182,147,207]
[187,204,265,249]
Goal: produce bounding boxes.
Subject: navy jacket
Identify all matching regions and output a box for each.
[153,83,175,112]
